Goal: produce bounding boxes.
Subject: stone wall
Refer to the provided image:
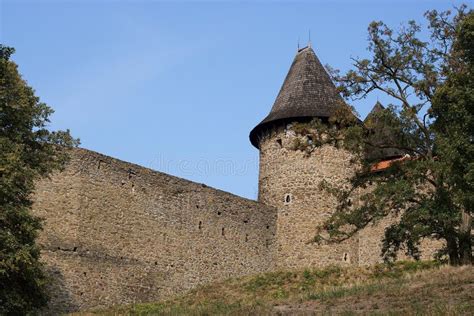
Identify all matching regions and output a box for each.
[357,214,445,266]
[258,124,359,269]
[32,148,277,313]
[32,134,445,313]
[257,123,442,268]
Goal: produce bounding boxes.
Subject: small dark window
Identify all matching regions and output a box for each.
[285,194,292,204]
[245,234,248,242]
[221,227,225,236]
[276,139,282,147]
[217,211,221,216]
[198,221,202,230]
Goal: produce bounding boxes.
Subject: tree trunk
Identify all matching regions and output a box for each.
[446,234,460,265]
[459,210,472,265]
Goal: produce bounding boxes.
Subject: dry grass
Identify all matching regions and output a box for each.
[75,261,473,315]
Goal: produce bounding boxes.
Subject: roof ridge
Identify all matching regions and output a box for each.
[364,101,386,122]
[250,46,344,148]
[297,45,311,53]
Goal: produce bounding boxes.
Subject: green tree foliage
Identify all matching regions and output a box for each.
[0,45,79,314]
[294,6,473,265]
[431,12,474,265]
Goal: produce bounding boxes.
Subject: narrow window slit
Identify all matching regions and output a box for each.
[276,139,282,147]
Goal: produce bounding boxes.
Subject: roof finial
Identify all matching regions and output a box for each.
[308,29,312,48]
[297,37,300,51]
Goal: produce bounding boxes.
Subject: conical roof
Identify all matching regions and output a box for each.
[250,46,344,148]
[364,101,385,124]
[364,102,404,161]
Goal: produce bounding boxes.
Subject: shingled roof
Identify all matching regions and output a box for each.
[249,46,345,148]
[364,101,385,121]
[364,102,405,161]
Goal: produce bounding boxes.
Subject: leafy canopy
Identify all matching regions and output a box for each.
[0,44,79,314]
[292,6,473,265]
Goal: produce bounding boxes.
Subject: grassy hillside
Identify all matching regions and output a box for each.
[79,262,473,315]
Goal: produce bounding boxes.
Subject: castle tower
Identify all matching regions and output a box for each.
[364,101,405,161]
[250,46,359,268]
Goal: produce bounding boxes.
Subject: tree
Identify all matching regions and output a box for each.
[0,45,79,314]
[293,6,472,265]
[431,12,474,265]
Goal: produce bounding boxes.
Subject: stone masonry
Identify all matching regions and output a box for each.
[257,125,359,269]
[33,148,276,313]
[32,45,442,313]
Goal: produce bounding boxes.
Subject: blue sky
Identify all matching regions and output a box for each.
[1,0,470,199]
